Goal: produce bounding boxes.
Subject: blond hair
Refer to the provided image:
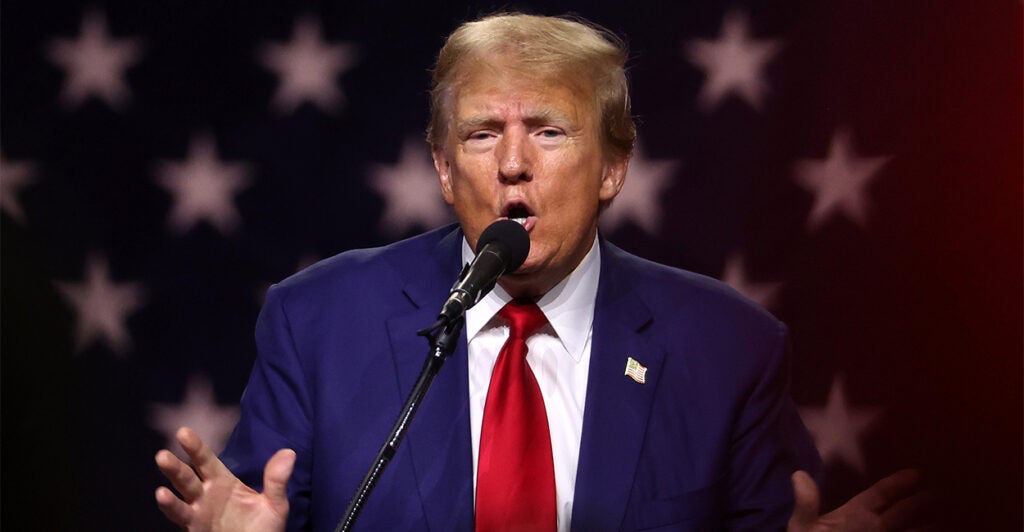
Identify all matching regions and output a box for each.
[427,13,636,159]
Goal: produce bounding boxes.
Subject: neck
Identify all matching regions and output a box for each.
[496,274,558,303]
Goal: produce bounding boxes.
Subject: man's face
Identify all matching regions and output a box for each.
[433,62,627,299]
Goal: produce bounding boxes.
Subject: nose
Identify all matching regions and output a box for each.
[496,129,532,184]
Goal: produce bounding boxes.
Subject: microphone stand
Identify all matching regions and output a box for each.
[334,315,465,532]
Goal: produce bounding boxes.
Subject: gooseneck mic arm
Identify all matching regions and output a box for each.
[334,316,463,532]
[335,220,529,532]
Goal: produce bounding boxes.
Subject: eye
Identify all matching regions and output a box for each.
[467,130,496,141]
[461,129,498,152]
[536,128,565,140]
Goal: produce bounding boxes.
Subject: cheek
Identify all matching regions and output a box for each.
[550,172,606,216]
[451,159,495,196]
[453,178,492,206]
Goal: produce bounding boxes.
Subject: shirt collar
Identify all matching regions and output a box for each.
[463,235,601,362]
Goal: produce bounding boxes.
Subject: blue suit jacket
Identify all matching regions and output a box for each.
[221,224,821,531]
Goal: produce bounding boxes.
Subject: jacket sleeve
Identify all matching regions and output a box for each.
[220,283,315,531]
[724,324,823,529]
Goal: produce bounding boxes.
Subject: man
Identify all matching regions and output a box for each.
[155,13,920,531]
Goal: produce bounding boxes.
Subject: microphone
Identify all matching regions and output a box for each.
[438,219,530,324]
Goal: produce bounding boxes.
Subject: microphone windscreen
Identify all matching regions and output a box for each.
[476,219,530,272]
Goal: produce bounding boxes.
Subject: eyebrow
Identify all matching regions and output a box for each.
[456,116,502,132]
[455,109,577,133]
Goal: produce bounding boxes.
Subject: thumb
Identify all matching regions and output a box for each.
[787,470,821,531]
[263,449,296,511]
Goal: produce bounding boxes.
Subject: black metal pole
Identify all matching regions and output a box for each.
[334,316,465,532]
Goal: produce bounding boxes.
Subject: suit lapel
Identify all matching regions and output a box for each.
[571,241,665,531]
[384,227,475,531]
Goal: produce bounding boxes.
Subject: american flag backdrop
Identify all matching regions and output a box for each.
[2,1,1020,529]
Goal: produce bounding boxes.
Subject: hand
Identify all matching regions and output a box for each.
[155,426,295,531]
[787,469,927,531]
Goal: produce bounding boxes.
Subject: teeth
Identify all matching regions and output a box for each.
[511,217,527,225]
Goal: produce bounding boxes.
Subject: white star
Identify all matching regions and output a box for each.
[155,133,252,236]
[369,137,453,237]
[684,11,782,112]
[54,254,146,356]
[258,15,358,114]
[46,9,143,111]
[0,154,36,224]
[799,375,882,475]
[720,253,782,310]
[600,142,679,234]
[793,128,890,231]
[149,374,240,460]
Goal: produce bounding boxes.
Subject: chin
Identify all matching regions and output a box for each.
[507,262,540,277]
[502,258,543,285]
[511,251,548,273]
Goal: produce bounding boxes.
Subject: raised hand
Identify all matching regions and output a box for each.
[788,469,927,531]
[155,427,295,531]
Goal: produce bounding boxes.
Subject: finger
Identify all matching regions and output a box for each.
[851,469,921,512]
[881,489,934,531]
[176,426,231,481]
[155,449,204,502]
[155,485,194,526]
[263,449,296,514]
[787,470,821,530]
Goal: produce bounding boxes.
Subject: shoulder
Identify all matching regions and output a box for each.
[267,224,458,311]
[601,240,782,336]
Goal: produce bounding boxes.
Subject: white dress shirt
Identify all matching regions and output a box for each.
[464,236,600,531]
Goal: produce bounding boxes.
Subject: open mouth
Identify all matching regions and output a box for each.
[506,205,531,225]
[501,201,536,231]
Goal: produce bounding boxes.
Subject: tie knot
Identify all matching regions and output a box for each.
[499,301,548,340]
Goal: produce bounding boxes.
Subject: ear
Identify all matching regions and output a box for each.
[432,145,455,205]
[598,155,629,203]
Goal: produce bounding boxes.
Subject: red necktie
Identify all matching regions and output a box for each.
[476,301,557,531]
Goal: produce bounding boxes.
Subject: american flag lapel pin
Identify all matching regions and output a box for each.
[624,357,647,384]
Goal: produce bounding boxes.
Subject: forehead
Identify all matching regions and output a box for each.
[448,58,598,122]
